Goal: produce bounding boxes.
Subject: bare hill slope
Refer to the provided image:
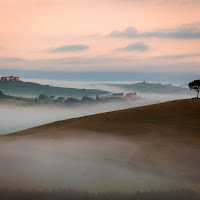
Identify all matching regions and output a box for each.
[5,98,200,139]
[1,99,200,191]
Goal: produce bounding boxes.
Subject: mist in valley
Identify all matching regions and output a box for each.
[24,79,187,90]
[0,80,198,194]
[0,79,197,192]
[0,93,193,135]
[0,80,194,135]
[0,135,199,192]
[1,0,199,197]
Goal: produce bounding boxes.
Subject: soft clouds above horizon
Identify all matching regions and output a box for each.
[116,42,149,52]
[0,0,200,73]
[110,23,200,39]
[48,44,89,53]
[1,54,200,73]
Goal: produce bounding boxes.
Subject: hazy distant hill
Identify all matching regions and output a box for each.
[0,81,108,98]
[95,82,190,94]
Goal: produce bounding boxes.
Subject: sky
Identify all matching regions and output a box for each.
[0,0,200,74]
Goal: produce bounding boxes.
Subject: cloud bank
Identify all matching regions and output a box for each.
[110,23,200,39]
[151,53,200,60]
[48,44,89,53]
[0,55,200,73]
[117,42,149,52]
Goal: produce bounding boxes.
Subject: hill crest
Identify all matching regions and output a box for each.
[4,99,200,139]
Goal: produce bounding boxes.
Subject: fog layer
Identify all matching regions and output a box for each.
[0,135,199,192]
[0,92,193,135]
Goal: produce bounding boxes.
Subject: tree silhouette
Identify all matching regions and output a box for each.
[189,80,200,98]
[0,90,6,98]
[81,96,95,103]
[66,97,80,103]
[39,94,49,100]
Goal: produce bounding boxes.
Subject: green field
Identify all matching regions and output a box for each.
[0,81,109,98]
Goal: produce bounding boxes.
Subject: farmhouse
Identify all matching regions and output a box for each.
[57,96,68,102]
[125,92,137,98]
[0,76,20,82]
[101,96,107,100]
[100,92,137,100]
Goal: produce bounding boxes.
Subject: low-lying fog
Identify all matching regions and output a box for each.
[0,80,198,193]
[24,79,187,89]
[0,135,199,192]
[0,92,193,135]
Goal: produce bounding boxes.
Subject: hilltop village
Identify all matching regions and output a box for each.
[0,76,20,82]
[0,76,138,106]
[100,92,137,100]
[0,75,137,102]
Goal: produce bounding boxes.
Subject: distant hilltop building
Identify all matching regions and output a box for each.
[101,96,107,100]
[0,76,20,82]
[125,92,137,98]
[100,92,137,100]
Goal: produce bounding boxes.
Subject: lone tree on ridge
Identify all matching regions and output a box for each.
[189,80,200,98]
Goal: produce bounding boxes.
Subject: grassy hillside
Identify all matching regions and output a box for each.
[0,81,108,98]
[6,98,200,138]
[102,82,190,94]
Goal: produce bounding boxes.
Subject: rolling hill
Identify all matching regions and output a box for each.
[0,81,109,98]
[91,82,190,94]
[2,99,200,192]
[4,98,200,139]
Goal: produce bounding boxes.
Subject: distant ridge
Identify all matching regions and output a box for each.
[0,81,108,98]
[92,82,190,94]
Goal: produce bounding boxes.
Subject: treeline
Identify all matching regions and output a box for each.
[0,90,135,106]
[35,94,127,105]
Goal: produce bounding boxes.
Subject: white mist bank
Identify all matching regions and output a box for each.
[0,136,199,192]
[20,79,193,99]
[23,79,187,89]
[24,79,189,92]
[0,93,193,135]
[0,98,148,135]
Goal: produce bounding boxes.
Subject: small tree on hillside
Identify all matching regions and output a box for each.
[96,96,100,101]
[39,94,48,100]
[189,80,200,98]
[66,97,80,103]
[57,97,64,102]
[81,96,95,103]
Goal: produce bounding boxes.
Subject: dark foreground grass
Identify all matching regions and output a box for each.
[0,188,199,200]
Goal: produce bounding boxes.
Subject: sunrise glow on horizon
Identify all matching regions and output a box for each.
[0,0,200,73]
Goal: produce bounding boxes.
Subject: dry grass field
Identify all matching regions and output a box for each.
[6,98,200,140]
